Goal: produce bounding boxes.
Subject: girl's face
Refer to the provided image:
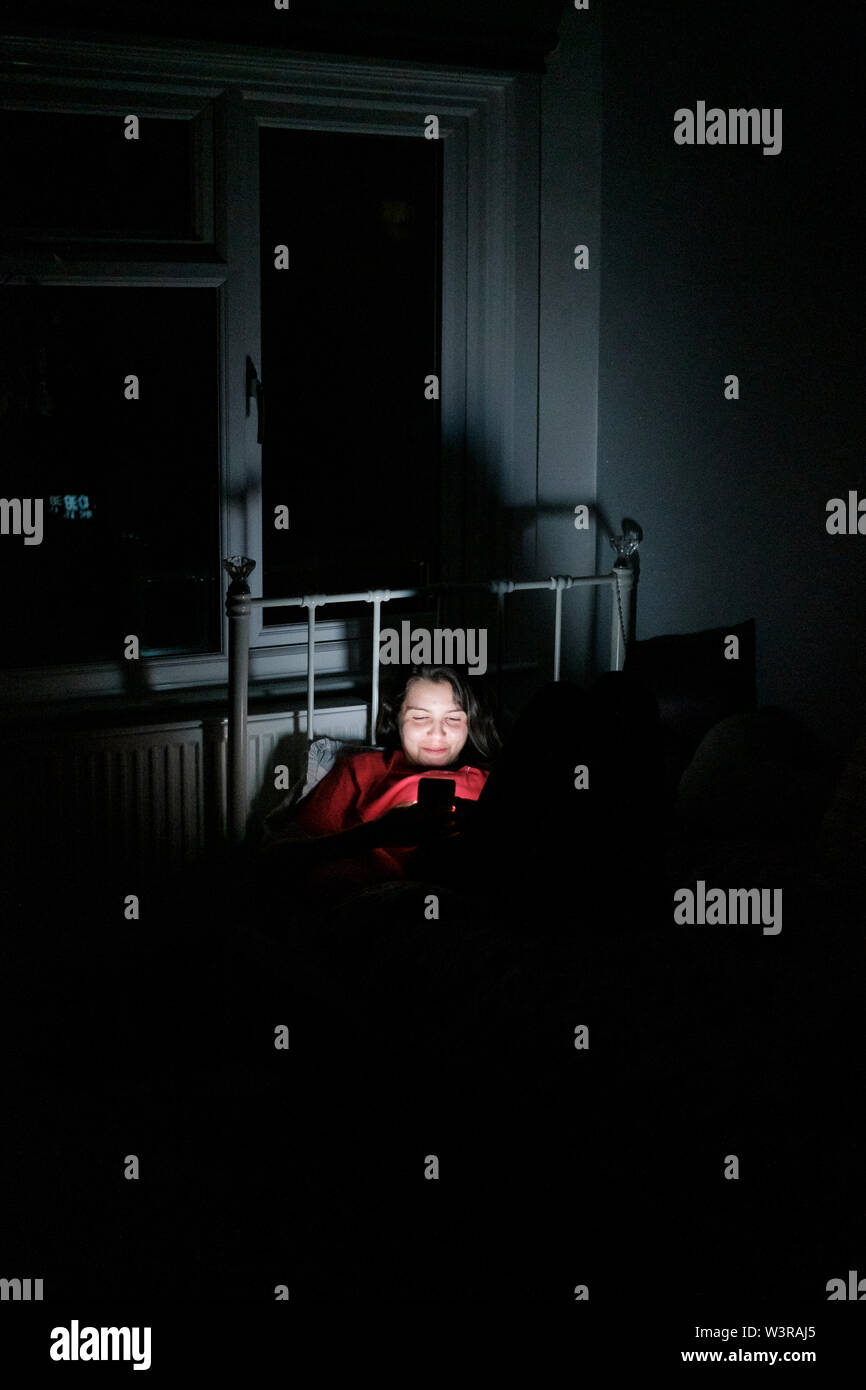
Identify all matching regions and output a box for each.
[398,678,469,767]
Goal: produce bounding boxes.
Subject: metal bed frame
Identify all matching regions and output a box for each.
[223,556,637,844]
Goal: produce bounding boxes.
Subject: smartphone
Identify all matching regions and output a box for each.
[417,777,456,812]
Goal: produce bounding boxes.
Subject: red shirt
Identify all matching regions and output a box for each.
[292,748,490,878]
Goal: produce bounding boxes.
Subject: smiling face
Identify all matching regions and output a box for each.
[398,677,469,767]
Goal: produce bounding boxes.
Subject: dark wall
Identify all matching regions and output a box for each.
[597,0,863,751]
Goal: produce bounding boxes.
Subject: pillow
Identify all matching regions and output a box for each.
[676,707,833,839]
[816,729,866,883]
[624,618,757,792]
[262,736,380,837]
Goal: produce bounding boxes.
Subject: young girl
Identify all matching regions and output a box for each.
[264,665,499,893]
[264,664,664,916]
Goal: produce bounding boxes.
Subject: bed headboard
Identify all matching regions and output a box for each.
[222,552,640,845]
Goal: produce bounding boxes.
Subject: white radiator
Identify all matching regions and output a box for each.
[2,703,368,879]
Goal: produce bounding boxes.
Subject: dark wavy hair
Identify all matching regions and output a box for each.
[376,665,502,765]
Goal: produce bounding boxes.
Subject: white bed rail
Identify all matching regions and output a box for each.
[223,561,636,845]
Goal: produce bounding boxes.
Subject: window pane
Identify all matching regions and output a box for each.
[0,285,220,665]
[1,109,196,240]
[260,127,441,621]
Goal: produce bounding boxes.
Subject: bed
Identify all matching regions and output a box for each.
[222,543,638,847]
[209,534,865,1301]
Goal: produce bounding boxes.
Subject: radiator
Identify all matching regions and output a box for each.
[1,703,368,881]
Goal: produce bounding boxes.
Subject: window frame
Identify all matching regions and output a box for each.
[0,32,539,705]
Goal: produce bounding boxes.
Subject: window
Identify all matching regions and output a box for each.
[1,108,197,242]
[0,284,220,665]
[0,34,532,700]
[260,126,442,617]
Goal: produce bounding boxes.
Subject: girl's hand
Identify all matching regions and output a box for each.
[372,803,457,846]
